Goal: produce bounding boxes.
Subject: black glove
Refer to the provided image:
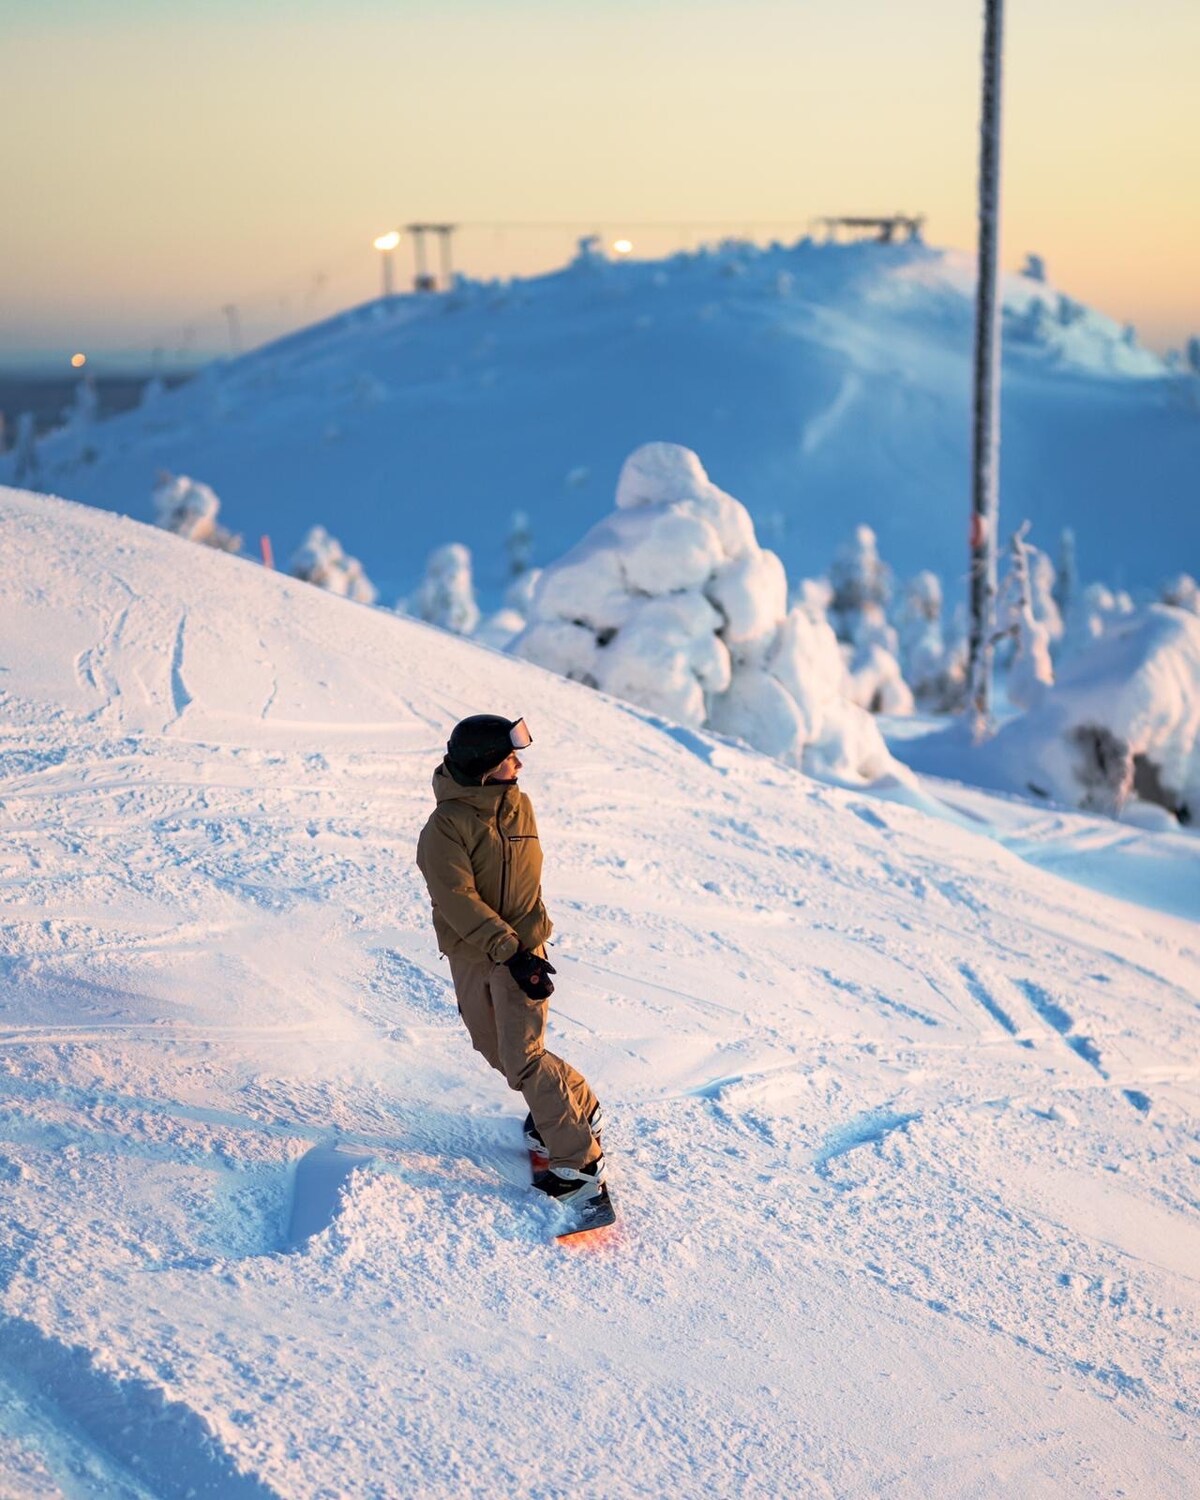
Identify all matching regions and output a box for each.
[505,949,556,1000]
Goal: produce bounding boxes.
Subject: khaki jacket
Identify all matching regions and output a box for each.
[415,764,553,964]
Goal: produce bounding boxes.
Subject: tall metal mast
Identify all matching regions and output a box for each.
[967,0,1006,734]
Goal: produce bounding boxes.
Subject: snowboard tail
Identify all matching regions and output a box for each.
[556,1184,616,1240]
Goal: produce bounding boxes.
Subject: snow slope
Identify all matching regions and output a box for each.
[18,241,1200,603]
[2,486,1199,1498]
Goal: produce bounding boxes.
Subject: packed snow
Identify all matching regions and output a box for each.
[8,239,1198,604]
[2,484,1199,1498]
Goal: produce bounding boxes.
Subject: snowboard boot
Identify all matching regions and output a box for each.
[532,1153,607,1207]
[523,1103,605,1159]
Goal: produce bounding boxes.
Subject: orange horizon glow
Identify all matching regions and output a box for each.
[2,1,1196,361]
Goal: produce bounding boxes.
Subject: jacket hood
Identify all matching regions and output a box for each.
[431,761,518,810]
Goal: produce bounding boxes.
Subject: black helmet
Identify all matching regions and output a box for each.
[446,715,532,781]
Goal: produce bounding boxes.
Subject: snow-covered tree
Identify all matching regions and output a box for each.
[828,524,892,644]
[791,577,833,626]
[513,442,899,783]
[1064,581,1135,652]
[1052,528,1077,627]
[152,473,241,553]
[290,526,376,603]
[405,543,480,635]
[895,571,964,710]
[1025,543,1064,649]
[1161,573,1199,615]
[996,524,1054,710]
[826,525,912,714]
[506,510,533,578]
[473,568,546,652]
[62,376,99,463]
[1185,337,1200,377]
[1021,253,1047,282]
[11,412,40,488]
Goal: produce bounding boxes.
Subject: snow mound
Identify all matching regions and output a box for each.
[992,606,1200,821]
[514,443,900,782]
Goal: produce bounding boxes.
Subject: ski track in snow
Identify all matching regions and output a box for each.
[0,488,1199,1497]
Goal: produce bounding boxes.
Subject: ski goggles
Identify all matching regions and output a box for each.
[509,718,533,750]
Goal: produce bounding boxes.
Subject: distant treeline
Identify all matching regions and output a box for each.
[0,371,192,447]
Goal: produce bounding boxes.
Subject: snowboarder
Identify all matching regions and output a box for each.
[415,714,606,1207]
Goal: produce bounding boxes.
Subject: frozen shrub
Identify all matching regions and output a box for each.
[290,525,376,604]
[513,441,900,782]
[406,543,480,635]
[152,472,242,553]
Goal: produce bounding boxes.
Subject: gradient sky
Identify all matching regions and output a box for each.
[2,0,1197,364]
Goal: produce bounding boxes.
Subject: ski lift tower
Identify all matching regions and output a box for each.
[812,214,926,245]
[406,224,457,291]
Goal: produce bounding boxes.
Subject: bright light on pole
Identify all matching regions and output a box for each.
[374,231,401,296]
[70,353,87,368]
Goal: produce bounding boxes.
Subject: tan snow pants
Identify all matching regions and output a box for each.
[447,950,601,1171]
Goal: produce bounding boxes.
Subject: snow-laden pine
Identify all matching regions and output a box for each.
[513,443,899,783]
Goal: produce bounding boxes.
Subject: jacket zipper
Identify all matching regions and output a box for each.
[497,787,510,914]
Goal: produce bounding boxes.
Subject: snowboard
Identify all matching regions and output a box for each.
[529,1149,618,1240]
[555,1183,617,1240]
